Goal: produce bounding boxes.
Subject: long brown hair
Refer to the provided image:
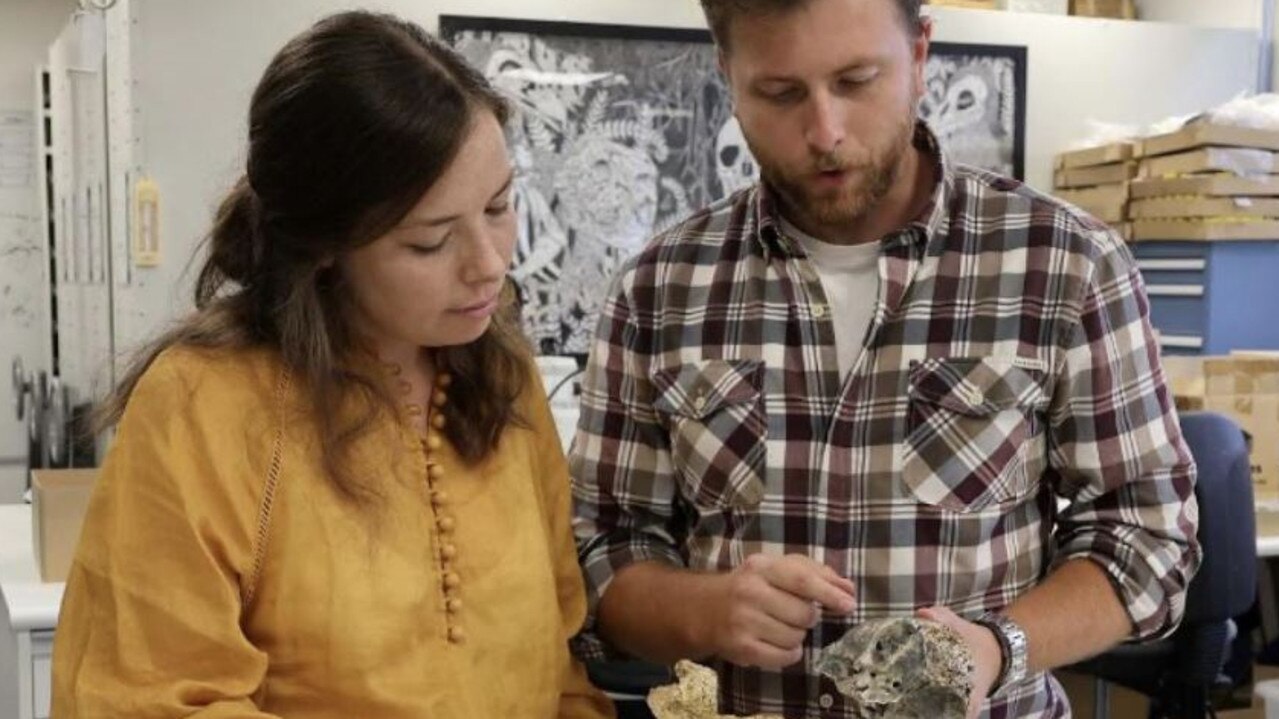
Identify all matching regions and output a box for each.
[98,11,530,504]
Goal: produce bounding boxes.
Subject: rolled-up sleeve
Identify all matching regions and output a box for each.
[569,267,687,659]
[1048,231,1201,641]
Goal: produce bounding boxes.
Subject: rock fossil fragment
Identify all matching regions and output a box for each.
[816,617,974,719]
[646,660,783,719]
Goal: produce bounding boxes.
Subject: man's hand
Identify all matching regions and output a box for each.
[916,606,1002,719]
[705,553,856,670]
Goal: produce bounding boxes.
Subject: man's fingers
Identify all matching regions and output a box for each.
[741,607,810,650]
[765,559,855,612]
[820,564,858,597]
[755,585,822,629]
[736,638,805,671]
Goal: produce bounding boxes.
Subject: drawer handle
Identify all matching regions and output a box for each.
[1137,259,1206,272]
[1146,284,1204,297]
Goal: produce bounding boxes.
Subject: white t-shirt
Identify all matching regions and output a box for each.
[782,219,881,379]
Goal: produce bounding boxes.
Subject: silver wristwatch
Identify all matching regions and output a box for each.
[975,612,1028,695]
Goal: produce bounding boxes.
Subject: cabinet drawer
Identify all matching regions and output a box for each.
[1147,293,1205,337]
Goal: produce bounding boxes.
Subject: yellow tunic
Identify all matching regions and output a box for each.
[52,346,615,718]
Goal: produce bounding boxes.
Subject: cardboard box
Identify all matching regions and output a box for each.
[1054,162,1138,188]
[1169,356,1279,499]
[1139,147,1279,179]
[1130,174,1279,199]
[1130,219,1279,241]
[1129,196,1279,220]
[1057,183,1129,223]
[1056,142,1135,170]
[1070,0,1136,18]
[31,468,98,583]
[1140,121,1279,158]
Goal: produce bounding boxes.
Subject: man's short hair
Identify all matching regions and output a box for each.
[700,0,924,52]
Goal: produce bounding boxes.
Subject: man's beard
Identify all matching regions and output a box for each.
[751,109,916,232]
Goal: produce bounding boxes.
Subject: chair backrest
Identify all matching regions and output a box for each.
[1179,411,1256,625]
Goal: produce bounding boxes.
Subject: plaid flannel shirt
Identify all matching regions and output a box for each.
[570,125,1200,718]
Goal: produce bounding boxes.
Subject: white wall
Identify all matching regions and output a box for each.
[1135,0,1263,30]
[0,0,77,502]
[927,7,1258,189]
[102,1,1257,382]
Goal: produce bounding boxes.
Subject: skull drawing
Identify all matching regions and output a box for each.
[715,117,759,199]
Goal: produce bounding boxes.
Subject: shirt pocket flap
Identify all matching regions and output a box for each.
[652,360,764,420]
[908,356,1047,418]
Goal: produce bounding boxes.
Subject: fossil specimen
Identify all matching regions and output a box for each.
[816,617,974,719]
[646,660,783,719]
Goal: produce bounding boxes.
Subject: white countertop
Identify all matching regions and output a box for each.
[0,504,64,631]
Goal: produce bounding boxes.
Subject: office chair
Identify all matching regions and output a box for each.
[1072,411,1256,719]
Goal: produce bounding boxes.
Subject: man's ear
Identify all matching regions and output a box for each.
[911,16,934,98]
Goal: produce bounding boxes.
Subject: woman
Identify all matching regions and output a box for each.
[51,12,614,718]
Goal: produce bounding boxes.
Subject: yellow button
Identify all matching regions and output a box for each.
[437,516,456,533]
[431,390,448,407]
[441,544,458,560]
[448,626,466,643]
[429,463,445,480]
[431,413,447,430]
[443,572,461,589]
[436,372,453,389]
[432,490,450,507]
[424,433,443,451]
[446,598,463,613]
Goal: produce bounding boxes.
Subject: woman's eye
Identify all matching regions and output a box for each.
[408,243,444,255]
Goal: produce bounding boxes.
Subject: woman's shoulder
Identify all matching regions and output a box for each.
[135,343,285,410]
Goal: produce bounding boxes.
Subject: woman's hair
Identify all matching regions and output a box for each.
[97,11,531,505]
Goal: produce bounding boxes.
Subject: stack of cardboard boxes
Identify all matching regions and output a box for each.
[1165,354,1279,502]
[1053,141,1137,237]
[1129,121,1279,241]
[1069,0,1136,18]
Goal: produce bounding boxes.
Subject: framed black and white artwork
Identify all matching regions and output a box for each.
[441,16,1027,355]
[922,42,1027,181]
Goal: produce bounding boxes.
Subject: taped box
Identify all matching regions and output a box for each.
[1165,355,1279,499]
[1070,0,1136,18]
[1055,142,1135,170]
[31,468,99,583]
[1130,219,1279,241]
[1128,196,1279,220]
[1140,121,1279,158]
[1056,183,1128,223]
[1139,147,1279,179]
[1054,162,1138,189]
[1130,175,1279,199]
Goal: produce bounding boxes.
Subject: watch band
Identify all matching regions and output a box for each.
[975,611,1029,695]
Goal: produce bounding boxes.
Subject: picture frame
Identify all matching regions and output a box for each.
[441,16,1027,355]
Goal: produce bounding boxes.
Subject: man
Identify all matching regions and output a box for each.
[570,0,1200,716]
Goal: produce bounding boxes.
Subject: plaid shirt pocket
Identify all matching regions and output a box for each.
[902,357,1048,512]
[652,359,767,510]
